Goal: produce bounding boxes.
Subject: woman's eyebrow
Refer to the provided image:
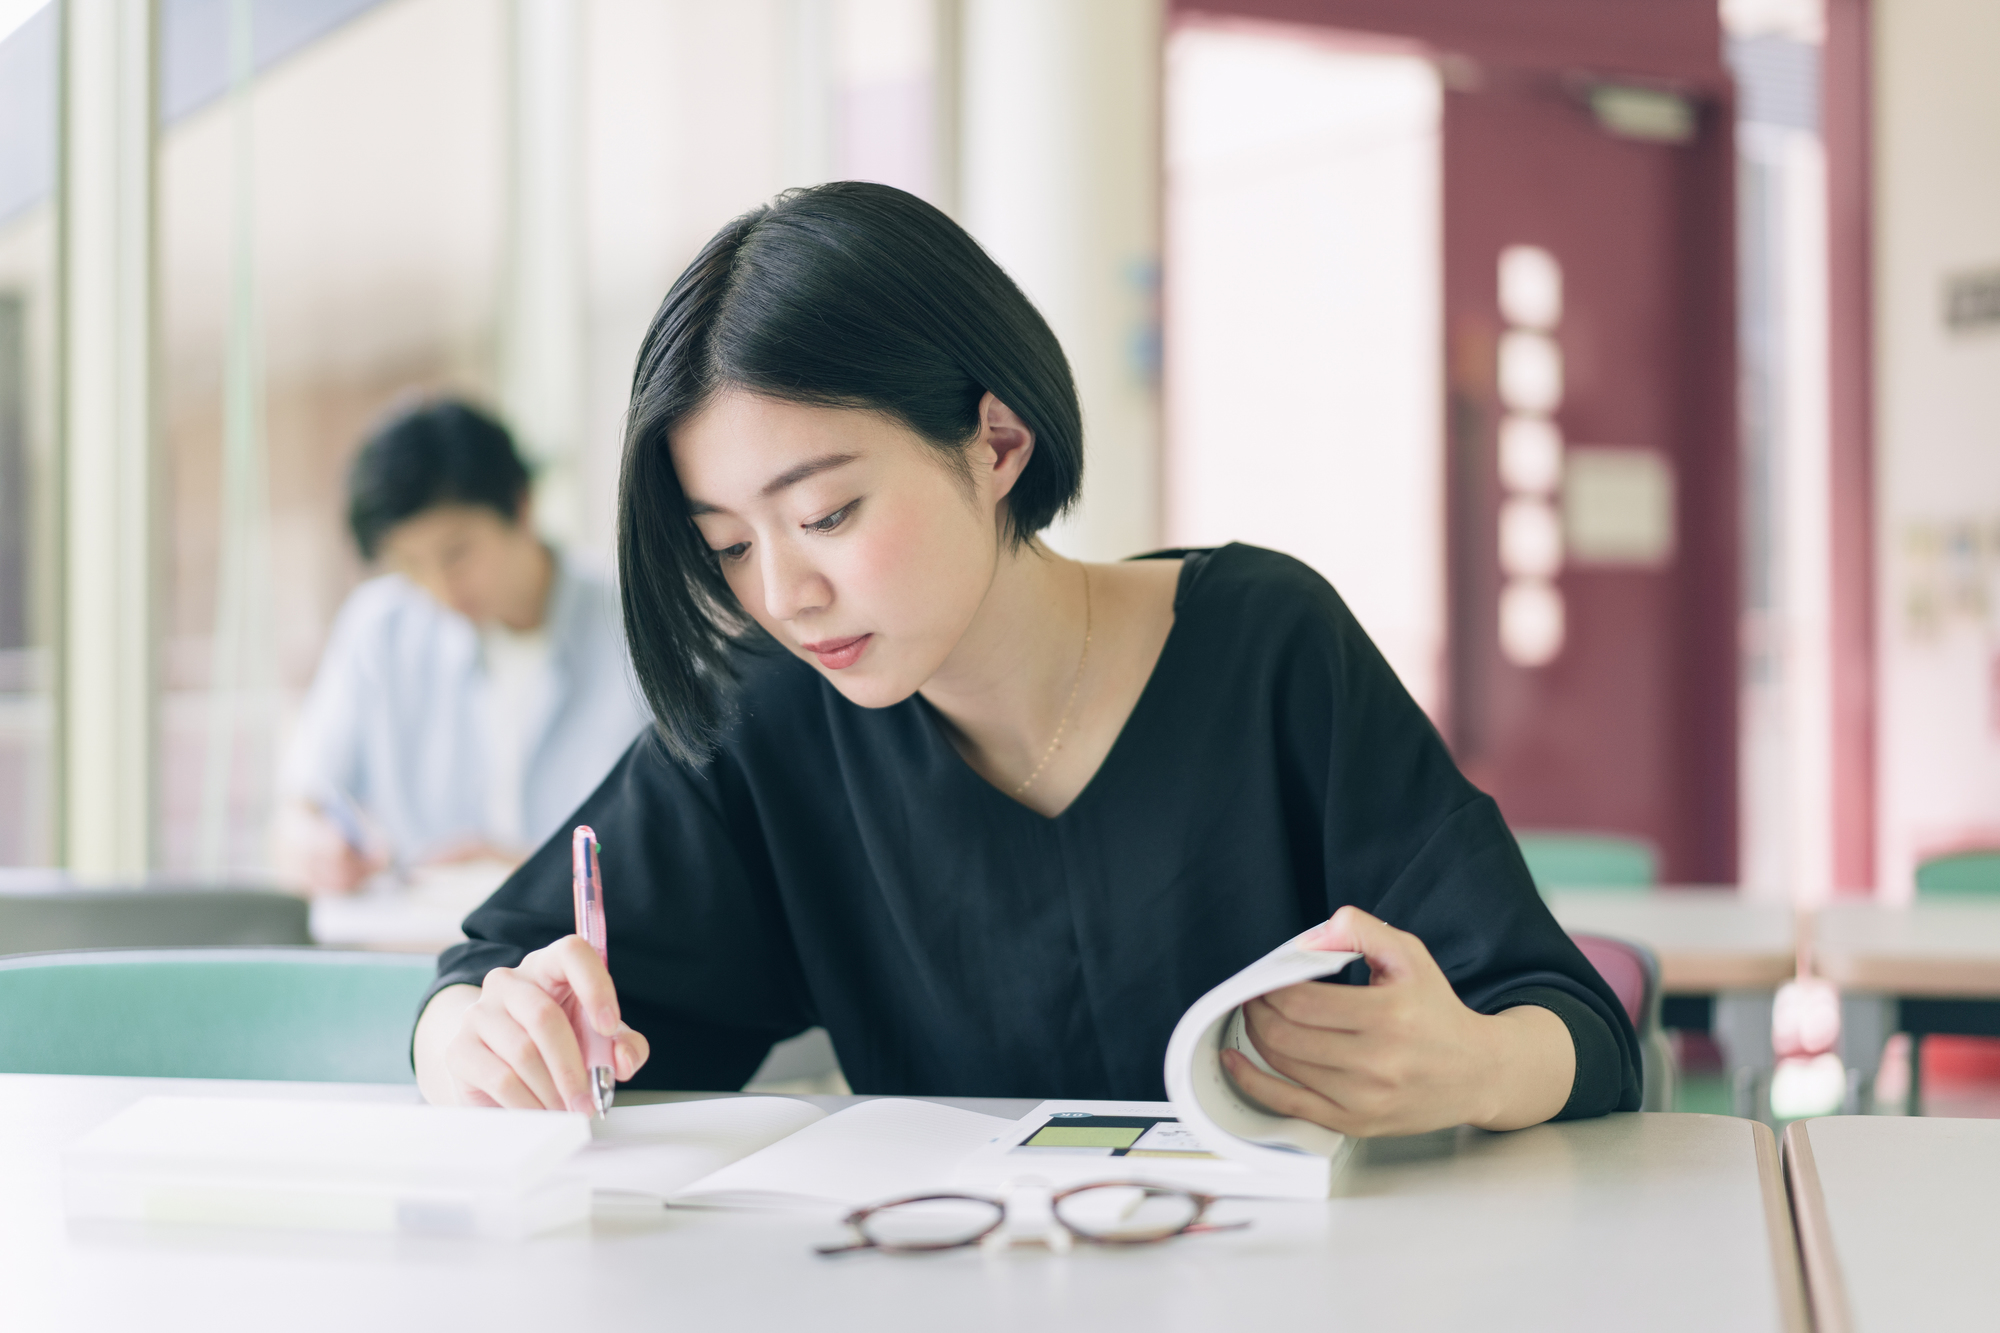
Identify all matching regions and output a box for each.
[760,452,860,497]
[686,452,860,517]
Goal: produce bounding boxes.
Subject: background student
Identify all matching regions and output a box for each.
[412,184,1639,1136]
[276,399,648,893]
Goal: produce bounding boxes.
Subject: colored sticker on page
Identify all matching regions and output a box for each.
[1012,1114,1220,1160]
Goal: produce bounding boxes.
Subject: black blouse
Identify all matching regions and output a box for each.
[428,544,1640,1116]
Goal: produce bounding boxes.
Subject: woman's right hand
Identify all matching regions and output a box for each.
[414,936,650,1111]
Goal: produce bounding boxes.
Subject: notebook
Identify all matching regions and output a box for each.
[63,1097,593,1238]
[569,1097,1013,1209]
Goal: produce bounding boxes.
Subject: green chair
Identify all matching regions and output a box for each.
[1516,831,1659,893]
[1915,851,2000,897]
[0,948,436,1084]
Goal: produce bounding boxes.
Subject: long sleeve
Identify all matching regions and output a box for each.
[424,728,817,1092]
[1249,551,1643,1117]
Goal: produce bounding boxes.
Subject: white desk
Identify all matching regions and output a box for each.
[1814,902,2000,997]
[1811,903,2000,1113]
[1548,890,1798,1117]
[1785,1116,2000,1332]
[306,862,512,953]
[1545,889,1797,993]
[1,1075,1803,1332]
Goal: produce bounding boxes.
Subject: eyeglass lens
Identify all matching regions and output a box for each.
[1053,1184,1203,1242]
[857,1196,1006,1250]
[846,1184,1214,1254]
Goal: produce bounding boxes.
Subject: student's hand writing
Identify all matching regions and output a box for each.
[1221,906,1574,1138]
[414,936,649,1111]
[274,800,385,896]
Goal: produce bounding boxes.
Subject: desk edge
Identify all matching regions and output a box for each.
[1815,955,2000,997]
[1752,1120,1812,1333]
[1782,1119,1850,1333]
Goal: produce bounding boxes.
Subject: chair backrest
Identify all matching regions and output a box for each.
[0,949,436,1083]
[1568,931,1674,1112]
[0,886,311,956]
[1570,933,1650,1029]
[1518,832,1658,892]
[1915,851,2000,898]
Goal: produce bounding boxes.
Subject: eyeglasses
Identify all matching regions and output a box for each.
[814,1181,1251,1256]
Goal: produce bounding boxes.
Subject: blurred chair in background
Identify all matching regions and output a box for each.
[1894,849,2000,1114]
[1569,931,1676,1112]
[0,880,310,956]
[0,949,434,1084]
[1518,831,1659,892]
[1915,850,2000,896]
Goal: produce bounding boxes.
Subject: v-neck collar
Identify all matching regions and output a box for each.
[917,549,1208,824]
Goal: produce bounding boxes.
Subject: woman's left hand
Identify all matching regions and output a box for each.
[1222,905,1576,1137]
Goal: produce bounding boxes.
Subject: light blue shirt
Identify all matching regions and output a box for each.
[281,553,651,864]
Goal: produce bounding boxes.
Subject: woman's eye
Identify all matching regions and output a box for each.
[807,502,857,534]
[715,541,751,563]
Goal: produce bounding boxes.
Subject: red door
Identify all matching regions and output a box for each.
[1170,0,1740,881]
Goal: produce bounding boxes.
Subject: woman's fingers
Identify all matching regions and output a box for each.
[468,993,567,1109]
[446,944,650,1111]
[1221,1048,1354,1131]
[1245,996,1370,1070]
[1302,907,1437,986]
[1255,981,1387,1032]
[498,977,594,1112]
[523,936,624,1037]
[448,1025,547,1110]
[611,1023,650,1082]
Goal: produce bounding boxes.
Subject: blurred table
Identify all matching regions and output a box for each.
[1813,902,2000,1114]
[1546,889,1797,992]
[4,1074,1806,1332]
[307,860,514,953]
[1814,902,2000,996]
[1785,1115,2000,1332]
[1547,889,1798,1118]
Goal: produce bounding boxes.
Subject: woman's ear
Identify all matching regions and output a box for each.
[972,391,1036,502]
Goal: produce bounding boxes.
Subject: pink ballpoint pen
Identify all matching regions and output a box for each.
[571,825,617,1117]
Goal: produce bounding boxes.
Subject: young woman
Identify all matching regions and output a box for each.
[413,182,1640,1135]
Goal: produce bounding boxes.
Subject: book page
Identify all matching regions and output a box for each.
[1162,936,1362,1190]
[672,1098,1014,1209]
[565,1096,827,1200]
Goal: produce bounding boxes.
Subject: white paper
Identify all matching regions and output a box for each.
[564,1096,827,1200]
[64,1097,590,1191]
[671,1098,1014,1209]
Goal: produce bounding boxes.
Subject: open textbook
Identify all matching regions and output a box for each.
[578,932,1364,1206]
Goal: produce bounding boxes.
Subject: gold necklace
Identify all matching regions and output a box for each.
[1013,565,1092,798]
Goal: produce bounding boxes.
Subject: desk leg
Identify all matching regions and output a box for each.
[1713,990,1776,1123]
[1908,1031,1923,1117]
[1836,993,1896,1114]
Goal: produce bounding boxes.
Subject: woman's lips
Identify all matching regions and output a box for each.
[800,633,871,670]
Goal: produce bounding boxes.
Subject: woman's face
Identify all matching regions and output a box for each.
[672,389,1029,708]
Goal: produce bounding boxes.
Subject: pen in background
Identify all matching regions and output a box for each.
[571,825,616,1117]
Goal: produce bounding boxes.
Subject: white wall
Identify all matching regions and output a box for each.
[961,0,1163,563]
[1162,21,1444,717]
[1873,0,2000,896]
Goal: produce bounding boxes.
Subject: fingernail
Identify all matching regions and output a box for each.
[566,1093,593,1115]
[596,1005,620,1034]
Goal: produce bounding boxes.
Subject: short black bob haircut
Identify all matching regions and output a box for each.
[618,181,1084,766]
[347,398,532,561]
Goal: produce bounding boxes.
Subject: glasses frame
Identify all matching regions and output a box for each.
[815,1181,1249,1256]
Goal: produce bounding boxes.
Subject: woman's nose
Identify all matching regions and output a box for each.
[760,543,830,622]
